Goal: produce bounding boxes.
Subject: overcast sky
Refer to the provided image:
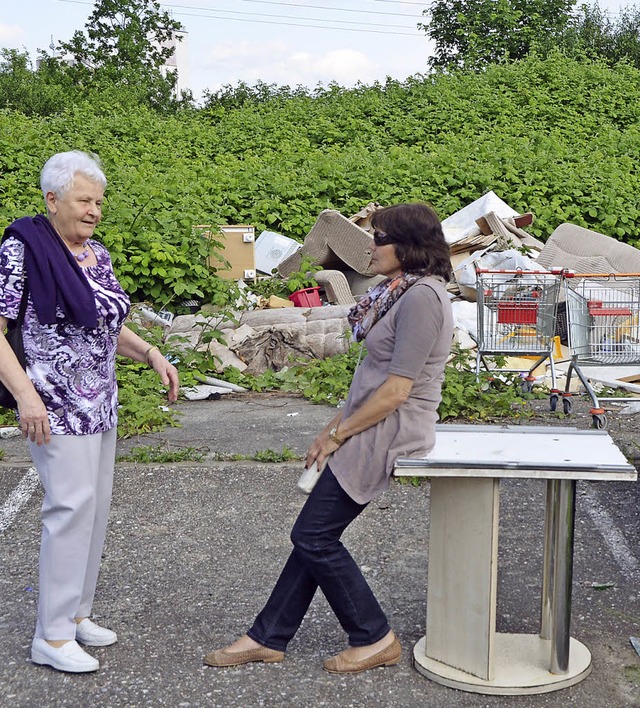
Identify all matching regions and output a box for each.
[0,0,633,101]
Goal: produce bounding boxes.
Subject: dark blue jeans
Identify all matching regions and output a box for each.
[247,465,390,652]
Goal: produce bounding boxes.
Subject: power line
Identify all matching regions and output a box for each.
[215,0,422,19]
[60,0,423,37]
[163,2,418,30]
[370,0,428,5]
[166,9,420,36]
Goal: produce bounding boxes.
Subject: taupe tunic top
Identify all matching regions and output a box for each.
[331,275,453,504]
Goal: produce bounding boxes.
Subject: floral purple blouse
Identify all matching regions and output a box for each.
[0,237,130,435]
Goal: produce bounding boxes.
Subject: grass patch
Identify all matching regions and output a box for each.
[117,444,205,463]
[624,666,640,684]
[210,446,302,463]
[395,476,426,487]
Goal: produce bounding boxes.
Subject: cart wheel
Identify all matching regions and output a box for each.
[592,413,607,430]
[562,398,573,415]
[549,393,559,412]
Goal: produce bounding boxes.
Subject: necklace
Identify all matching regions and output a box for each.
[73,244,90,262]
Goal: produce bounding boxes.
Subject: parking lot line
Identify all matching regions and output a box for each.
[0,467,38,533]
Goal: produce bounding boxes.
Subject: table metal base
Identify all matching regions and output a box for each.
[413,634,592,695]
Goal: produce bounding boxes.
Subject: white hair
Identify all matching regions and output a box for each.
[40,150,107,200]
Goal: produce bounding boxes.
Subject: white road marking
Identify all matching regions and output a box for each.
[0,467,39,533]
[582,486,639,580]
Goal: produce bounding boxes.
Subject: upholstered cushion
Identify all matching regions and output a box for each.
[536,223,640,274]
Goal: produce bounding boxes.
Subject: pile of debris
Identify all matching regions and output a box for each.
[131,192,640,405]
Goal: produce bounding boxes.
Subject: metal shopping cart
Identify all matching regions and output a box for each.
[561,272,640,429]
[475,268,563,409]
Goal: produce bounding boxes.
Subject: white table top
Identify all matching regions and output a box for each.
[394,425,637,481]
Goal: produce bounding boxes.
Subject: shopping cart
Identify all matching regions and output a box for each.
[561,272,640,429]
[475,268,563,409]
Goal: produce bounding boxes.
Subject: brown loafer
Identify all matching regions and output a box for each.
[203,646,285,667]
[323,637,402,674]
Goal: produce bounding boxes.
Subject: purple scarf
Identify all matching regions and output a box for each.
[348,273,421,341]
[2,214,98,328]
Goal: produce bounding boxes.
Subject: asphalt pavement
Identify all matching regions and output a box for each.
[0,394,638,707]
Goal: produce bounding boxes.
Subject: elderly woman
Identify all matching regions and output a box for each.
[0,150,179,673]
[204,202,453,673]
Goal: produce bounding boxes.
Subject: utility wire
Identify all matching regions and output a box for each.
[370,0,429,5]
[60,0,423,36]
[220,0,422,19]
[165,9,420,36]
[163,3,417,30]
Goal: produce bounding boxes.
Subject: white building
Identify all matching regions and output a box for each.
[160,30,190,97]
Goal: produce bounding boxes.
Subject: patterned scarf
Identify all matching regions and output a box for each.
[348,273,421,341]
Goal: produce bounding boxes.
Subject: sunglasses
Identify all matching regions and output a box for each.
[373,231,395,247]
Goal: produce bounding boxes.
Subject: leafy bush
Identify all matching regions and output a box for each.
[281,256,321,294]
[115,358,181,437]
[216,341,538,420]
[439,346,538,420]
[2,52,640,435]
[248,256,321,301]
[2,53,640,311]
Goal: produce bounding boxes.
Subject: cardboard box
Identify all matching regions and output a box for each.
[197,225,256,281]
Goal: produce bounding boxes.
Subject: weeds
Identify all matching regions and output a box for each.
[210,446,302,463]
[116,444,205,463]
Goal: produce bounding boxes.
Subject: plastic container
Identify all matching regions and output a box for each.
[497,300,539,325]
[288,287,322,307]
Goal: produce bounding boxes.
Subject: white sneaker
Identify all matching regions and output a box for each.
[31,639,99,673]
[75,618,118,647]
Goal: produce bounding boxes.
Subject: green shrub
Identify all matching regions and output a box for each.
[2,53,640,311]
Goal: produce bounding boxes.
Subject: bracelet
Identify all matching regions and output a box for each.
[328,426,345,446]
[144,345,159,365]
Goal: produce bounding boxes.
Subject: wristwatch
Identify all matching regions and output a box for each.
[329,426,345,446]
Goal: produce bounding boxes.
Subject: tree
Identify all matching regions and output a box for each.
[56,0,188,109]
[545,2,640,69]
[420,0,575,71]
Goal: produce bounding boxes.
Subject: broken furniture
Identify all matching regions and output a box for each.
[394,424,637,696]
[277,209,375,277]
[314,270,356,306]
[276,209,383,304]
[536,223,640,274]
[347,201,382,232]
[450,217,544,301]
[442,191,543,257]
[197,224,257,281]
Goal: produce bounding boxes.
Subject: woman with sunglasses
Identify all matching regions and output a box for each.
[204,202,453,674]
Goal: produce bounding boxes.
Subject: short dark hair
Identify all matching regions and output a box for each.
[370,202,452,281]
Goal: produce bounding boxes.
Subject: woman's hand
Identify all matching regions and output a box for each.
[306,429,341,470]
[116,326,180,402]
[304,374,414,470]
[17,390,51,446]
[0,324,51,445]
[146,348,180,403]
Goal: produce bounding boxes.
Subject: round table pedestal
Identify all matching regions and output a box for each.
[413,634,592,696]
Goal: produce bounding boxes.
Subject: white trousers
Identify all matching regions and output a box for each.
[28,428,117,640]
